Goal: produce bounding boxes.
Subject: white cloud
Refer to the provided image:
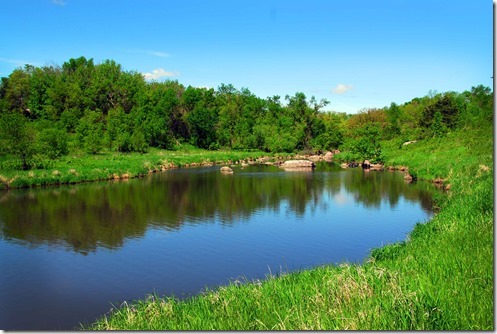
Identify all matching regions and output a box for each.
[52,0,65,6]
[332,83,353,95]
[142,68,179,81]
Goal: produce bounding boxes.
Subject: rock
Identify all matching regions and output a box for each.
[370,164,384,171]
[340,163,348,169]
[280,160,316,169]
[220,166,233,174]
[402,140,417,146]
[308,155,321,162]
[283,167,316,172]
[324,151,333,162]
[404,172,416,182]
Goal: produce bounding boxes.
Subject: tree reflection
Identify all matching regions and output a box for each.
[0,163,437,253]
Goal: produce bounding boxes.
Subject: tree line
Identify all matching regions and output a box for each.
[0,56,493,170]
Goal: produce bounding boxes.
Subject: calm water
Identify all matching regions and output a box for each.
[0,163,436,330]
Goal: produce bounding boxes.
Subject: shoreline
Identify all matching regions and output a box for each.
[0,149,450,191]
[0,150,292,190]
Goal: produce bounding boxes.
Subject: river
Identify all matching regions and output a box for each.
[0,162,436,330]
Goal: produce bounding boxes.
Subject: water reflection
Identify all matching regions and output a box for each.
[0,163,436,254]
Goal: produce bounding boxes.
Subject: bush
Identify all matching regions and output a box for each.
[116,132,132,152]
[37,128,69,159]
[130,129,148,153]
[84,128,103,154]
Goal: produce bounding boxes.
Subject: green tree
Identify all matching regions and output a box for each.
[234,88,265,149]
[285,92,329,151]
[385,102,402,138]
[458,85,493,127]
[348,123,382,162]
[431,111,447,138]
[420,94,460,133]
[312,113,344,151]
[76,110,104,154]
[253,96,301,153]
[187,106,218,149]
[133,82,177,150]
[215,84,240,148]
[106,107,132,151]
[0,112,36,169]
[61,56,96,112]
[60,107,84,132]
[3,67,31,114]
[27,65,60,120]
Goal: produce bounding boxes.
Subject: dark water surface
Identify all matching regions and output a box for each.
[0,163,436,330]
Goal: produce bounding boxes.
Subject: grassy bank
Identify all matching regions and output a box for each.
[85,127,493,330]
[0,144,285,190]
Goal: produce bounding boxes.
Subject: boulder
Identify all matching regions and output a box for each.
[280,160,316,169]
[220,166,233,174]
[282,167,315,172]
[404,172,416,182]
[370,163,384,171]
[324,151,334,162]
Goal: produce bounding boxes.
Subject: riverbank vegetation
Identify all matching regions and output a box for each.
[0,57,493,329]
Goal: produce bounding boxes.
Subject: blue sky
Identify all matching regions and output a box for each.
[0,0,492,113]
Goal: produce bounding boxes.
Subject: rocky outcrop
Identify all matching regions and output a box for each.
[280,160,316,169]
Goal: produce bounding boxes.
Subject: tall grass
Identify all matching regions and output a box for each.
[85,127,493,330]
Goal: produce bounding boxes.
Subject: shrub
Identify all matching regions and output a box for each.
[37,127,69,159]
